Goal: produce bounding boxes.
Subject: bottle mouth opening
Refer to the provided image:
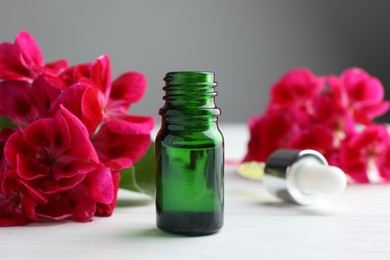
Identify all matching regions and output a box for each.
[164,71,215,85]
[166,71,214,75]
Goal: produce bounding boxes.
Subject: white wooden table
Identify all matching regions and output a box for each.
[1,124,390,260]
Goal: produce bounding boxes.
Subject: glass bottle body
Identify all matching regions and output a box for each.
[156,71,224,235]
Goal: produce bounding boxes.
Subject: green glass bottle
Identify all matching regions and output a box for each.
[156,71,224,235]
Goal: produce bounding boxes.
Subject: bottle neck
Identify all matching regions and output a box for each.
[159,71,221,119]
[161,116,220,132]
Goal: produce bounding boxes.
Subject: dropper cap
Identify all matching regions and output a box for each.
[263,149,347,205]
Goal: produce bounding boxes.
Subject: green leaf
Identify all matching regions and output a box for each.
[119,142,156,196]
[0,116,16,130]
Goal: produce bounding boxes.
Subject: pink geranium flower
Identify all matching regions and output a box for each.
[51,55,154,170]
[0,31,154,226]
[1,107,114,222]
[339,125,390,183]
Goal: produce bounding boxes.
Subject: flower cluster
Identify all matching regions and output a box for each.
[244,68,390,183]
[0,31,154,226]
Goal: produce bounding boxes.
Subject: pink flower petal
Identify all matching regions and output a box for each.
[95,171,119,217]
[58,107,99,163]
[45,59,69,74]
[81,87,105,134]
[341,165,369,183]
[4,132,35,167]
[341,68,384,104]
[0,31,60,81]
[83,167,114,204]
[0,42,29,80]
[109,71,147,113]
[349,125,388,150]
[68,185,96,222]
[270,68,324,108]
[289,124,334,154]
[35,195,72,220]
[22,116,71,150]
[92,123,151,170]
[0,80,39,124]
[243,109,303,162]
[0,192,27,226]
[105,115,155,135]
[313,91,355,134]
[31,75,62,115]
[60,63,92,86]
[50,83,103,134]
[339,68,389,122]
[0,213,27,226]
[15,31,44,67]
[377,154,390,181]
[38,173,86,195]
[0,128,16,175]
[21,194,40,221]
[19,178,49,204]
[53,161,96,181]
[339,125,390,183]
[17,154,48,180]
[353,102,390,125]
[91,54,111,98]
[347,77,384,106]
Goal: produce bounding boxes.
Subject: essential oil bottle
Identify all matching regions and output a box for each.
[155,71,224,235]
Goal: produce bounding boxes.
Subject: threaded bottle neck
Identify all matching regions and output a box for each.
[159,71,221,118]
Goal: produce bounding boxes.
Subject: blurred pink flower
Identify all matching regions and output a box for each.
[289,124,334,155]
[243,108,302,162]
[270,68,324,112]
[244,67,390,183]
[332,68,390,124]
[312,89,356,145]
[339,125,390,183]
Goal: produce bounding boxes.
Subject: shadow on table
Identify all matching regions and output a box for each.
[121,227,209,239]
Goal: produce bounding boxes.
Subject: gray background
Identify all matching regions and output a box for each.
[1,0,389,123]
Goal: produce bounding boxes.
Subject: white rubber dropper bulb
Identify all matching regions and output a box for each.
[294,160,347,196]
